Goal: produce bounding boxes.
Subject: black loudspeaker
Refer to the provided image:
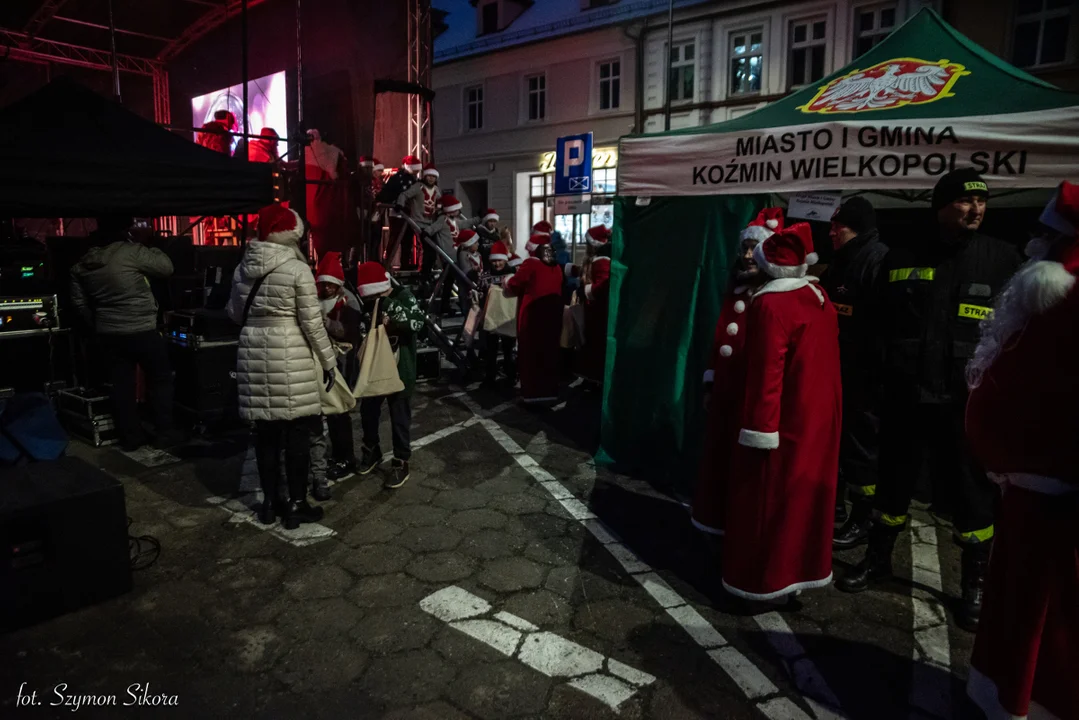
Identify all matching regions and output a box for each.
[169,340,239,423]
[0,456,132,631]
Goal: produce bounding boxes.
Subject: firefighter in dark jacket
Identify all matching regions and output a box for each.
[837,169,1024,633]
[820,196,889,546]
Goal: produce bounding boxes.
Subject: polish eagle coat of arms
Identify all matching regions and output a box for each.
[800,59,968,114]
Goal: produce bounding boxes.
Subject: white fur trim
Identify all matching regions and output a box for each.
[489,253,508,261]
[587,235,609,247]
[765,219,779,229]
[483,213,499,223]
[526,241,539,252]
[264,209,304,246]
[456,235,479,249]
[373,163,385,172]
[722,573,832,601]
[691,517,725,536]
[739,428,779,449]
[754,277,813,299]
[740,225,773,243]
[988,473,1079,496]
[423,168,439,178]
[358,279,391,297]
[406,163,422,173]
[805,252,819,266]
[726,322,739,336]
[1017,261,1076,314]
[753,241,807,279]
[564,263,578,279]
[719,345,733,357]
[703,369,715,383]
[734,300,746,314]
[592,256,610,265]
[441,201,462,213]
[533,230,551,237]
[316,275,344,286]
[508,257,524,267]
[585,283,593,300]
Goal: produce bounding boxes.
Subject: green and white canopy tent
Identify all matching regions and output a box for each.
[598,8,1079,481]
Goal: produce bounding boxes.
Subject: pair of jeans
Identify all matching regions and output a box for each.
[98,331,174,446]
[360,393,411,461]
[483,333,516,381]
[254,418,313,505]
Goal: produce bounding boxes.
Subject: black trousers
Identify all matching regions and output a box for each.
[875,400,996,542]
[326,413,355,463]
[390,217,417,270]
[254,418,312,503]
[483,333,516,381]
[99,330,174,445]
[360,392,411,461]
[838,376,880,500]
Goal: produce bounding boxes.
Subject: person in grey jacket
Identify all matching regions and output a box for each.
[227,204,336,529]
[70,216,177,451]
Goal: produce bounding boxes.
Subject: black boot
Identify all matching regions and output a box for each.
[837,522,900,593]
[283,499,324,530]
[833,497,874,548]
[834,498,849,525]
[955,541,991,632]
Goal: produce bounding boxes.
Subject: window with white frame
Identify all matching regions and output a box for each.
[599,59,621,110]
[1013,0,1072,68]
[465,85,483,131]
[668,41,695,103]
[788,17,828,88]
[526,73,547,121]
[729,28,764,96]
[853,3,897,59]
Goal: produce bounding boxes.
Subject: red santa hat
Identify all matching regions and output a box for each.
[422,163,440,179]
[489,241,509,261]
[359,155,384,171]
[753,222,818,279]
[402,155,423,173]
[531,220,553,237]
[454,229,479,250]
[508,253,524,268]
[315,252,345,286]
[356,261,392,297]
[741,207,785,244]
[440,195,463,214]
[214,110,237,130]
[526,233,551,253]
[586,225,611,247]
[258,204,304,246]
[482,208,500,223]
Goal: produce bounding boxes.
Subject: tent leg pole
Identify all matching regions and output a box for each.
[663,0,673,131]
[107,0,121,103]
[241,0,250,247]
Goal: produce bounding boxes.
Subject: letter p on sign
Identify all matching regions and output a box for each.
[563,140,585,178]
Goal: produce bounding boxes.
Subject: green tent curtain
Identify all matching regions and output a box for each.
[597,195,767,489]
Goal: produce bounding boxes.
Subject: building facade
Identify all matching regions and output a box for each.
[433,0,1079,257]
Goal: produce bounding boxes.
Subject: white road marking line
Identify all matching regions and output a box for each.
[456,397,820,720]
[420,586,655,712]
[754,612,844,719]
[380,400,514,464]
[908,518,952,719]
[206,495,336,547]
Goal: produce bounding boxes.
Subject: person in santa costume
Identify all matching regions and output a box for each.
[503,235,564,404]
[691,207,783,537]
[197,109,236,155]
[563,225,614,385]
[963,181,1079,720]
[722,222,842,604]
[426,195,475,315]
[249,128,281,164]
[475,209,502,269]
[379,155,423,270]
[358,156,386,262]
[508,252,524,269]
[526,221,553,257]
[304,129,350,257]
[311,252,363,500]
[454,229,484,315]
[476,240,517,386]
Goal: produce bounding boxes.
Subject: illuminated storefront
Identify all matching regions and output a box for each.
[527,146,617,263]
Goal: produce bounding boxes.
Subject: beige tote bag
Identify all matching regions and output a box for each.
[316,341,357,415]
[482,285,518,337]
[560,303,586,349]
[351,299,406,398]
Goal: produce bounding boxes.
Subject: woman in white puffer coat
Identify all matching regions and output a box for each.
[228,204,337,528]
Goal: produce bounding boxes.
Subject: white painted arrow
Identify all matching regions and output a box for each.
[420,586,656,712]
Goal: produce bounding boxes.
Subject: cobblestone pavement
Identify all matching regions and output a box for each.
[0,382,981,720]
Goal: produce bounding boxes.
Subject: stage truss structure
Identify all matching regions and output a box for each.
[408,0,433,163]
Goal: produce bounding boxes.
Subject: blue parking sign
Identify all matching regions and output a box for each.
[555,133,593,195]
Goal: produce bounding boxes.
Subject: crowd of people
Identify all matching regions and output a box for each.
[691,168,1077,720]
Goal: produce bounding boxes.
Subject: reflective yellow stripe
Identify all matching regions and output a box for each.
[958,303,992,320]
[833,303,853,317]
[888,267,936,282]
[879,513,908,527]
[850,484,876,498]
[958,525,994,544]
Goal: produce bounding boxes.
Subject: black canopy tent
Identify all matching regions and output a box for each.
[0,78,274,218]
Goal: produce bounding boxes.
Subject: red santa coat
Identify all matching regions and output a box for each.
[723,279,842,600]
[504,258,564,403]
[691,286,753,535]
[196,120,233,155]
[964,260,1079,720]
[579,256,611,383]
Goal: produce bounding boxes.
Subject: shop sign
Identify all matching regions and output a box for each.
[540,147,618,173]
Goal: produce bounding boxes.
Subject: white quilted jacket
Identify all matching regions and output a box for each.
[227,240,336,422]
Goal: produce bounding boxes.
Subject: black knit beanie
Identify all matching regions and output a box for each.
[933,168,989,211]
[832,196,876,235]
